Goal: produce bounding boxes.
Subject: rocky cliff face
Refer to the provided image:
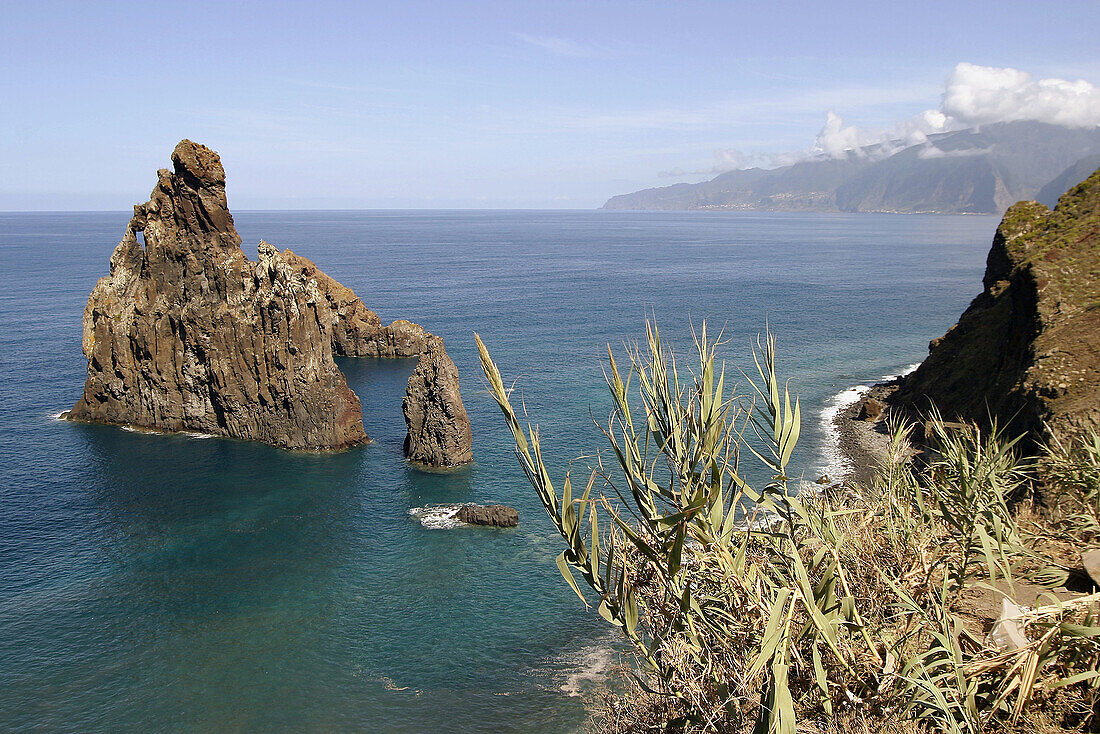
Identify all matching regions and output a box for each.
[893,166,1100,440]
[64,140,429,451]
[279,250,429,357]
[403,336,473,467]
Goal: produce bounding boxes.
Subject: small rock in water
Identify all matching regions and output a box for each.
[856,397,886,422]
[456,504,519,527]
[815,475,832,485]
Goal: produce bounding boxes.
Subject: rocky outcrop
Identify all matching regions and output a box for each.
[456,504,519,527]
[856,397,886,422]
[279,250,429,357]
[64,140,438,451]
[893,166,1100,441]
[403,336,473,467]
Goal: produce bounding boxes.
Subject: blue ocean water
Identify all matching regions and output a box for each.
[0,210,997,732]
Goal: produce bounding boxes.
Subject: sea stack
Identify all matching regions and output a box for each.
[403,336,473,467]
[66,140,384,450]
[893,165,1100,441]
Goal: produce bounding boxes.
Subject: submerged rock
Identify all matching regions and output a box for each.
[893,166,1100,442]
[65,140,435,451]
[403,336,473,467]
[456,504,519,527]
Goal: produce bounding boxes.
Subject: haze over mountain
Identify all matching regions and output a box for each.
[1036,153,1100,208]
[603,121,1100,214]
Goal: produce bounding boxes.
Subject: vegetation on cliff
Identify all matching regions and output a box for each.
[479,322,1100,733]
[894,165,1100,442]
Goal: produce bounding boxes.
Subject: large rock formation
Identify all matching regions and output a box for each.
[65,140,437,451]
[403,336,473,467]
[893,166,1100,441]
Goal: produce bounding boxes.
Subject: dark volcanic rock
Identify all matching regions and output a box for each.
[856,397,886,422]
[456,504,519,527]
[893,166,1100,441]
[65,140,378,450]
[403,336,473,467]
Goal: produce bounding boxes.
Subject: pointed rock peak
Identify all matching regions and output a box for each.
[171,139,227,188]
[68,141,369,451]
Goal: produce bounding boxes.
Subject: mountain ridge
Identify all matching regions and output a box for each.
[603,121,1100,214]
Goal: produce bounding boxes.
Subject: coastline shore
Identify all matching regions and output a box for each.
[828,381,903,487]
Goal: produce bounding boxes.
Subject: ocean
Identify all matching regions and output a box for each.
[0,210,997,732]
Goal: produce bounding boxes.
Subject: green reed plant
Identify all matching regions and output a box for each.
[477,321,883,731]
[476,321,1100,733]
[1042,431,1100,541]
[875,416,1100,733]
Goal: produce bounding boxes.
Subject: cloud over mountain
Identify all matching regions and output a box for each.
[943,63,1100,128]
[808,63,1100,162]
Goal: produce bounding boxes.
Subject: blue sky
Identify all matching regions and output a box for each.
[3,0,1099,209]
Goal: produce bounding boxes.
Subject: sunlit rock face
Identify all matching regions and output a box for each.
[66,140,369,450]
[403,336,473,467]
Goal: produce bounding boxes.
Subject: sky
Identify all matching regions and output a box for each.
[3,0,1100,210]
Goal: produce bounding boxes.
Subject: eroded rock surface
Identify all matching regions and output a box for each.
[65,140,375,450]
[893,166,1100,441]
[456,504,518,527]
[279,250,429,357]
[403,336,473,467]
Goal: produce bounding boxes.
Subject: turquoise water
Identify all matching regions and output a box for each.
[0,210,997,732]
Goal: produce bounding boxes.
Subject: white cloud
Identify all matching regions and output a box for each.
[941,62,1100,127]
[649,62,1100,182]
[916,145,989,160]
[660,148,805,178]
[809,108,951,161]
[766,64,1100,166]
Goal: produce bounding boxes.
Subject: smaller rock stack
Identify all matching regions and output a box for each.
[403,336,473,467]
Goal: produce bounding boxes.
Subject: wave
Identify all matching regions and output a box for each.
[816,362,921,480]
[407,504,469,530]
[56,413,217,440]
[559,642,617,697]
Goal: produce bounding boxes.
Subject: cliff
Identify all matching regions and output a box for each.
[893,165,1100,440]
[65,140,442,451]
[403,336,473,467]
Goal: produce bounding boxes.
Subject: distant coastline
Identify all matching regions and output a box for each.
[603,121,1100,215]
